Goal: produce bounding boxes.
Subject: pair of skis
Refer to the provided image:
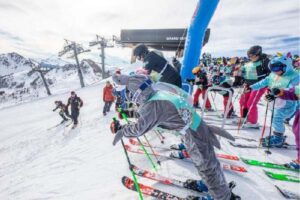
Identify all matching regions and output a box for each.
[123,164,214,200]
[125,141,247,173]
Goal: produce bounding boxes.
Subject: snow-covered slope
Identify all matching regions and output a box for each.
[0,73,298,199]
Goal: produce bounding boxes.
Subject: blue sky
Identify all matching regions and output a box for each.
[0,0,299,59]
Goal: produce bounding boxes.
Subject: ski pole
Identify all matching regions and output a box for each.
[154,129,165,144]
[259,102,269,146]
[265,99,276,155]
[120,138,144,200]
[118,108,158,171]
[143,135,161,165]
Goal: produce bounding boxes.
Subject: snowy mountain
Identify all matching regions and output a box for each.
[0,52,129,109]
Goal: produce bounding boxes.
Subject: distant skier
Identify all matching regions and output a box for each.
[52,100,70,123]
[66,91,83,128]
[189,65,213,110]
[111,74,240,200]
[132,44,182,88]
[103,81,115,116]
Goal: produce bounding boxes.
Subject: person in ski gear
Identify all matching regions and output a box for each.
[239,45,271,128]
[250,55,299,147]
[66,91,83,127]
[229,57,244,87]
[189,65,212,110]
[111,73,240,200]
[52,100,70,123]
[211,73,235,118]
[268,85,300,164]
[132,44,182,88]
[103,81,115,116]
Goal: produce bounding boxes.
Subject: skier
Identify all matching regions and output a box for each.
[132,44,182,88]
[238,45,270,128]
[103,80,115,116]
[66,91,83,128]
[189,65,213,110]
[111,74,240,200]
[52,100,70,123]
[250,55,299,147]
[268,85,300,169]
[211,72,235,118]
[229,57,244,87]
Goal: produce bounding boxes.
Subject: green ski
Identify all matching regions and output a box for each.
[264,170,300,183]
[241,158,299,173]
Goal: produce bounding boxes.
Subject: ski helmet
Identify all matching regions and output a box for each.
[133,44,149,58]
[269,55,292,73]
[247,45,262,57]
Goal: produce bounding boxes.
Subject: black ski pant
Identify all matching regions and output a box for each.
[103,101,113,114]
[71,110,79,125]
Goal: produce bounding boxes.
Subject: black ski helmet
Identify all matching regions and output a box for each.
[133,44,149,58]
[247,45,262,57]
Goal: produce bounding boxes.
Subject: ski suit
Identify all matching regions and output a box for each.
[211,75,234,117]
[53,101,70,121]
[103,84,115,115]
[143,51,182,88]
[240,55,270,123]
[277,86,300,160]
[192,70,212,109]
[66,95,83,125]
[112,74,235,200]
[250,65,299,134]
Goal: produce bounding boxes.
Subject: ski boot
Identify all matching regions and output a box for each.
[286,160,300,170]
[232,118,246,125]
[243,122,260,129]
[186,195,213,200]
[184,179,208,192]
[170,143,186,150]
[170,150,189,159]
[262,133,286,148]
[204,108,215,112]
[230,192,241,200]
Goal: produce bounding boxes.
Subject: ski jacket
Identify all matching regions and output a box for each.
[103,85,115,102]
[112,74,234,149]
[66,95,83,112]
[242,54,270,85]
[251,63,299,109]
[143,51,182,88]
[53,101,67,111]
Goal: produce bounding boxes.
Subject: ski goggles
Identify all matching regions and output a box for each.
[269,62,286,72]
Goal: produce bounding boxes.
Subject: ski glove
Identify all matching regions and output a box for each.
[265,94,276,102]
[110,119,122,134]
[271,88,281,96]
[112,130,123,146]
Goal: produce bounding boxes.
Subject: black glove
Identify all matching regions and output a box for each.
[265,94,276,102]
[112,130,123,146]
[110,119,122,134]
[271,88,281,96]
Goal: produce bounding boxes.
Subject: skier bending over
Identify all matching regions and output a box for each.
[250,55,299,147]
[53,100,70,123]
[111,74,240,200]
[66,91,83,128]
